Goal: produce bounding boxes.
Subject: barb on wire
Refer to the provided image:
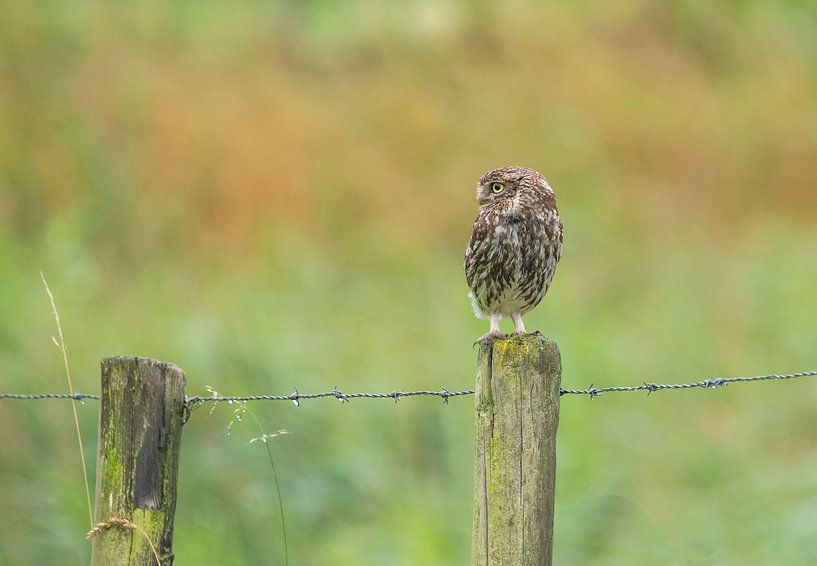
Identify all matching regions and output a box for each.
[2,369,816,406]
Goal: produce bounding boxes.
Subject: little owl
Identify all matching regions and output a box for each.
[464,166,563,341]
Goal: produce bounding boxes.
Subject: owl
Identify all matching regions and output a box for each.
[464,166,563,341]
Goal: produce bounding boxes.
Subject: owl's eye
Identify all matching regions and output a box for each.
[490,182,506,194]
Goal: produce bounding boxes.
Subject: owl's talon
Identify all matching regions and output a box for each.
[510,330,545,341]
[512,330,542,337]
[473,332,508,347]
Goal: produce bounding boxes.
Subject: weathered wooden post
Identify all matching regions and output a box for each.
[91,357,186,566]
[472,335,561,565]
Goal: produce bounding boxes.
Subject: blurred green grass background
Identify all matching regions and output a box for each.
[1,1,816,564]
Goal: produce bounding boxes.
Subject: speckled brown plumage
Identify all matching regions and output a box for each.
[464,166,563,338]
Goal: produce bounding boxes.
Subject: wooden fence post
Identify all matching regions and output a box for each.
[91,357,187,566]
[472,335,562,566]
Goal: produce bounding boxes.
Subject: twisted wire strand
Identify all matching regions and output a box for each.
[559,369,817,398]
[186,388,477,406]
[1,370,815,405]
[0,392,100,401]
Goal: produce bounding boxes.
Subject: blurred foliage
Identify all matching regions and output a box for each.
[1,1,816,564]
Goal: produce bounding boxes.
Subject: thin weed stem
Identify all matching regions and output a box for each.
[40,273,94,529]
[245,408,289,566]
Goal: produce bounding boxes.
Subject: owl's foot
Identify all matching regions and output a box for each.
[473,331,508,348]
[510,330,546,342]
[511,330,542,338]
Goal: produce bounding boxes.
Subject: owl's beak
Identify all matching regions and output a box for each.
[476,183,490,204]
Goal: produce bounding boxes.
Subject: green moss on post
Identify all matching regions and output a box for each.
[472,336,561,566]
[91,357,186,566]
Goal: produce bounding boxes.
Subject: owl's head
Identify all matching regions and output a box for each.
[475,166,551,205]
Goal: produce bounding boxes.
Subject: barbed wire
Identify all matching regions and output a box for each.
[186,388,478,406]
[0,392,100,401]
[1,370,815,407]
[559,369,817,398]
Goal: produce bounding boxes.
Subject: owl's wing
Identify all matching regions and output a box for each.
[464,215,490,291]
